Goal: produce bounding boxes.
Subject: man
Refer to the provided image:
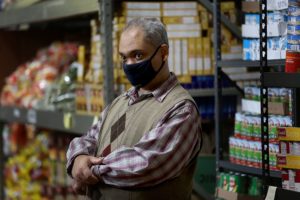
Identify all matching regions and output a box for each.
[66,17,202,200]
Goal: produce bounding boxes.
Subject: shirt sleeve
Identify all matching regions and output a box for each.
[66,107,109,177]
[91,100,201,187]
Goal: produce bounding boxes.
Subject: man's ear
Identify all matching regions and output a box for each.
[161,44,169,62]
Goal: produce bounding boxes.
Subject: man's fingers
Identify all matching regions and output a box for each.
[89,157,103,165]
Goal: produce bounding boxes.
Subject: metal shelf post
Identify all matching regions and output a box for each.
[213,0,222,178]
[99,0,114,105]
[260,0,270,192]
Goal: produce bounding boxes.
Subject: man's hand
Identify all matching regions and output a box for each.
[72,179,87,195]
[72,155,103,185]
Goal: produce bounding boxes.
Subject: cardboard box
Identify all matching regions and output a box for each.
[188,38,197,74]
[125,10,161,17]
[277,154,300,169]
[242,0,288,12]
[174,39,182,75]
[200,11,209,30]
[217,188,263,200]
[123,2,161,9]
[242,23,287,38]
[242,99,289,115]
[196,37,203,75]
[202,37,211,75]
[162,2,197,10]
[278,127,300,141]
[163,9,198,17]
[167,31,201,38]
[221,2,235,11]
[169,39,174,73]
[181,39,189,75]
[166,24,201,31]
[162,16,199,24]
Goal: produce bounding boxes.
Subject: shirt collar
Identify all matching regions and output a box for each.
[125,73,179,103]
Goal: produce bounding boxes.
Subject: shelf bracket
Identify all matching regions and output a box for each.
[197,0,242,40]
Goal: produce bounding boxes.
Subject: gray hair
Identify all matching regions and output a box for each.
[123,17,169,47]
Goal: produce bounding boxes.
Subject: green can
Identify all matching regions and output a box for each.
[218,172,225,188]
[222,173,230,191]
[239,173,247,194]
[248,176,262,196]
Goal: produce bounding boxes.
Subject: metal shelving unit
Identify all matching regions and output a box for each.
[218,59,285,68]
[0,0,99,28]
[189,87,240,97]
[213,0,294,196]
[219,161,281,178]
[0,106,95,135]
[0,0,114,198]
[263,73,300,88]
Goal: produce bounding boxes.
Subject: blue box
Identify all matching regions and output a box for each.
[288,24,300,34]
[288,6,300,16]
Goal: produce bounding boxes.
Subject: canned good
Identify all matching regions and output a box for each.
[282,169,289,190]
[218,172,225,188]
[280,141,290,155]
[289,169,296,191]
[222,173,230,191]
[285,51,300,73]
[248,176,262,196]
[229,137,236,162]
[234,113,243,138]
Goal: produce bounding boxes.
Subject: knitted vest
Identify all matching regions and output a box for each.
[94,84,198,200]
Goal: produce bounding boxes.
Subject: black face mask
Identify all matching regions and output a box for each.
[123,45,165,88]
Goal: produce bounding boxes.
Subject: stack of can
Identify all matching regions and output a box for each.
[286,0,300,72]
[218,172,262,196]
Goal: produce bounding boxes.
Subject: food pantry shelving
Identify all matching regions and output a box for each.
[214,0,300,198]
[0,0,243,199]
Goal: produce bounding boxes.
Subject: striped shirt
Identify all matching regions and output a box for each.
[66,73,201,187]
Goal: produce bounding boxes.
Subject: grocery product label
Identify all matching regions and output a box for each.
[287,34,300,44]
[288,16,300,25]
[289,6,300,16]
[287,25,300,35]
[13,108,21,118]
[27,109,37,124]
[287,43,300,52]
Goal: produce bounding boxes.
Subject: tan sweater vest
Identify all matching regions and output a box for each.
[93,84,199,200]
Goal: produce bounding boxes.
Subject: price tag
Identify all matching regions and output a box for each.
[265,186,277,200]
[64,113,72,129]
[13,109,21,118]
[27,109,37,124]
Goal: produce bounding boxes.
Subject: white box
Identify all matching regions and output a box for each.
[182,39,188,75]
[268,0,288,10]
[174,39,182,75]
[167,31,201,38]
[166,24,201,31]
[242,99,261,114]
[126,17,161,23]
[162,2,197,10]
[169,39,174,72]
[126,10,161,17]
[163,9,198,17]
[242,23,287,38]
[124,2,161,9]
